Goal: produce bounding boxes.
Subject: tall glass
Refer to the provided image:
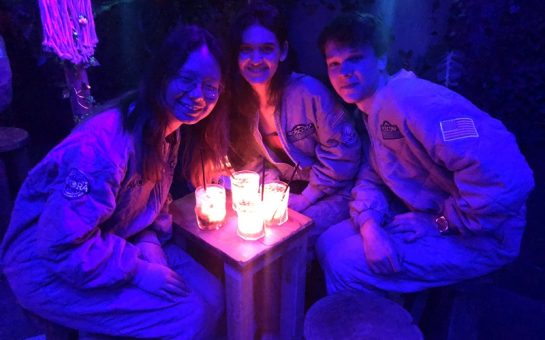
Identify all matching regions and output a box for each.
[262,180,289,227]
[194,184,226,230]
[230,170,260,211]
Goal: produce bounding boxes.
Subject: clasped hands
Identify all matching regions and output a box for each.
[360,212,436,275]
[134,242,190,300]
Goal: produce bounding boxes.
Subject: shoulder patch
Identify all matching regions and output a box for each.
[63,168,90,199]
[381,121,404,140]
[440,118,479,141]
[287,123,316,142]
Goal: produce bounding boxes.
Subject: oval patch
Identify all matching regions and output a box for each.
[63,168,90,199]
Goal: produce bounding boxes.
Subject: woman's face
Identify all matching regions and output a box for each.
[165,45,222,126]
[238,24,287,87]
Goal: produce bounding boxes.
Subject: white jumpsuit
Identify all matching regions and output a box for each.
[1,109,223,339]
[317,70,534,294]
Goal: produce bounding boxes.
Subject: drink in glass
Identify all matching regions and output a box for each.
[263,181,289,227]
[230,170,260,211]
[236,200,264,240]
[194,184,226,230]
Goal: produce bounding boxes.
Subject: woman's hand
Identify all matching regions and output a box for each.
[360,219,401,274]
[264,168,281,182]
[134,263,190,300]
[386,212,436,242]
[288,193,311,211]
[137,242,168,266]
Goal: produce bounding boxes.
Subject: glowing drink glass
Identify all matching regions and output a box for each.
[194,184,226,230]
[262,181,289,227]
[231,170,260,211]
[236,200,264,240]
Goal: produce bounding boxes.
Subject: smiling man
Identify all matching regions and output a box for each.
[315,13,535,295]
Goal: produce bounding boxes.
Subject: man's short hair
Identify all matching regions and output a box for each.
[318,13,388,57]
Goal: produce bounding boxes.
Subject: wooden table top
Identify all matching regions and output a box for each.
[170,192,313,266]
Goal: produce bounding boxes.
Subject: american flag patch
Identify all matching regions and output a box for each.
[440,118,479,141]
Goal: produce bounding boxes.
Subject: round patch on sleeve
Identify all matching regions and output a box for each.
[63,168,90,199]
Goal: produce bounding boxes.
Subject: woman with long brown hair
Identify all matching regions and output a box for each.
[228,2,362,248]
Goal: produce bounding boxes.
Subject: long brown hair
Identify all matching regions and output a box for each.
[123,25,229,185]
[228,2,293,168]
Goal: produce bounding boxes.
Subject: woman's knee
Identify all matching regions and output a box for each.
[189,281,224,337]
[169,294,216,339]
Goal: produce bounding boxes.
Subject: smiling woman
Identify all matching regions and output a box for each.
[165,44,222,131]
[227,2,362,251]
[237,23,287,87]
[0,25,227,339]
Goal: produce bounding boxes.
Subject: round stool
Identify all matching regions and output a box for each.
[0,126,29,151]
[0,127,30,232]
[304,291,423,340]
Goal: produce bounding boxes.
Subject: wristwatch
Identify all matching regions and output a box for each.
[435,215,451,235]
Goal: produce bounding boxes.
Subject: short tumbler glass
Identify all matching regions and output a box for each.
[194,184,226,230]
[262,180,289,227]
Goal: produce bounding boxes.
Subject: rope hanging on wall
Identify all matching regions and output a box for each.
[38,0,98,123]
[38,0,98,65]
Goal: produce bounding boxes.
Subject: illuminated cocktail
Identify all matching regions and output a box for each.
[236,200,264,240]
[231,170,260,211]
[263,181,289,227]
[194,184,226,230]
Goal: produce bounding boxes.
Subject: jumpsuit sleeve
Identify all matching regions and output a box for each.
[139,193,174,245]
[301,81,362,203]
[35,137,146,289]
[349,140,392,228]
[403,92,534,235]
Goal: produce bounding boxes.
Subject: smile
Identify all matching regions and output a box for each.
[178,101,204,113]
[247,65,268,74]
[340,83,358,90]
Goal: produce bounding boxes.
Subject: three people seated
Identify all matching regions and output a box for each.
[0,3,534,338]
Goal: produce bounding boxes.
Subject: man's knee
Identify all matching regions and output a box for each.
[319,243,351,292]
[316,219,356,262]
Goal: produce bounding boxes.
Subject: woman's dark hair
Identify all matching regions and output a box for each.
[228,2,292,166]
[123,24,229,185]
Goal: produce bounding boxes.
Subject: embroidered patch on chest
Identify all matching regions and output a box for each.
[287,123,316,142]
[380,121,403,140]
[440,118,479,141]
[341,123,358,145]
[63,168,90,199]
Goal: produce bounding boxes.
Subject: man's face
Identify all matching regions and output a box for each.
[324,42,385,105]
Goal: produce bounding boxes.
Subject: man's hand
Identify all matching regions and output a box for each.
[137,242,168,266]
[360,219,400,274]
[288,193,311,211]
[386,212,436,242]
[134,263,190,300]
